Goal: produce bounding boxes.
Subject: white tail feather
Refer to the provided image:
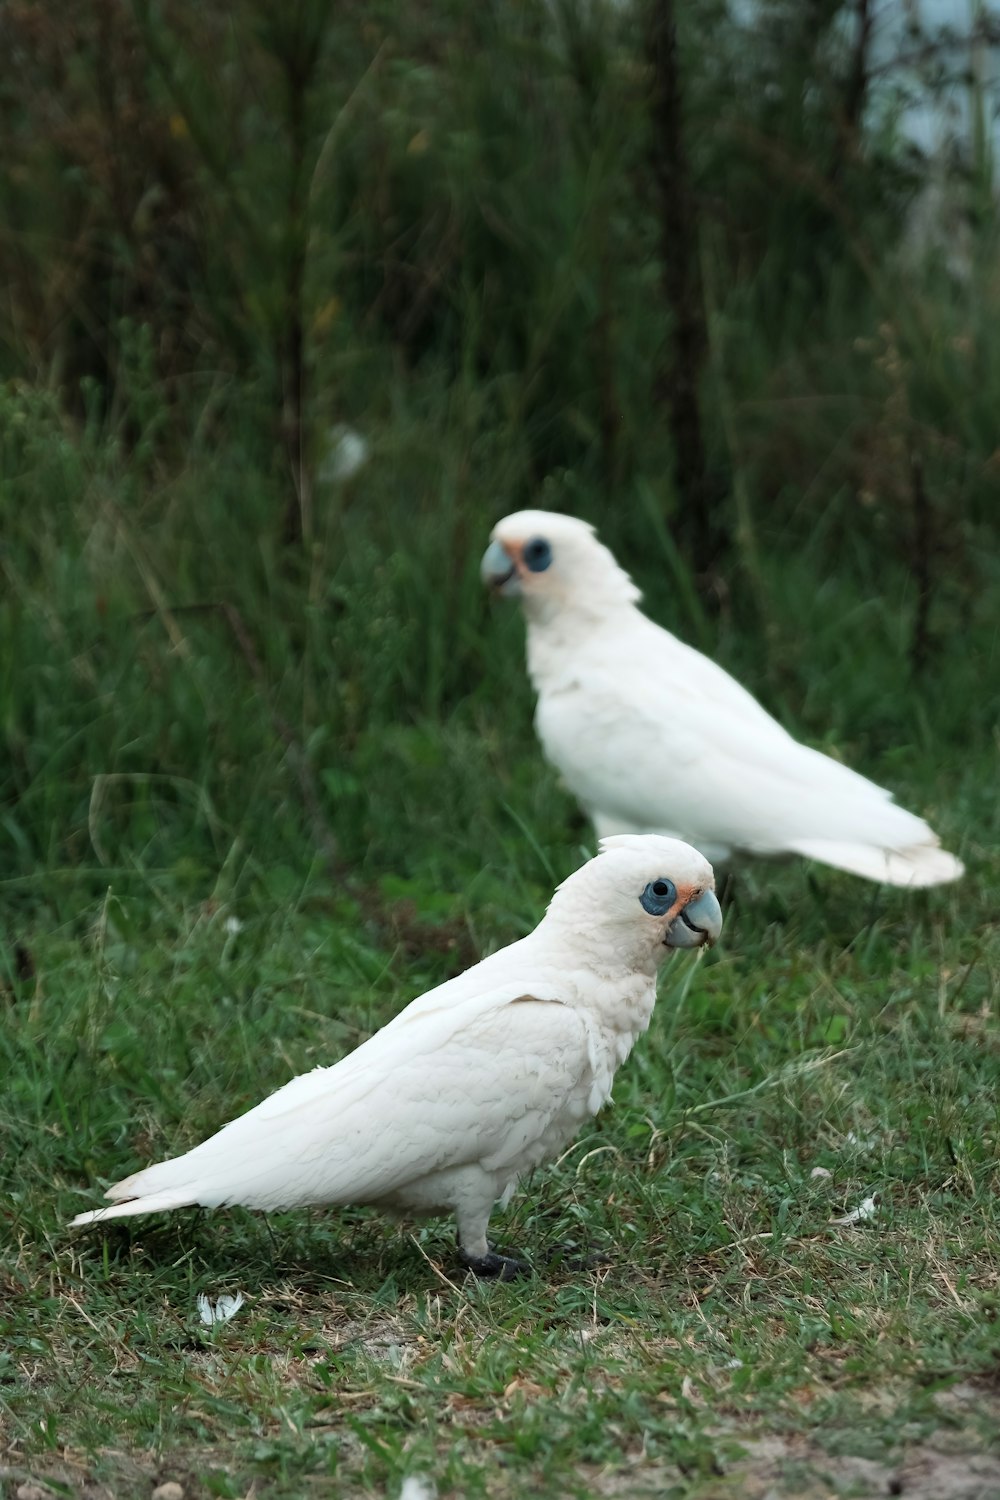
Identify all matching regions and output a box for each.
[789,839,964,888]
[71,1191,197,1226]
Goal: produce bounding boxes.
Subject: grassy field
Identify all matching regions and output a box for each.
[2,463,998,1496]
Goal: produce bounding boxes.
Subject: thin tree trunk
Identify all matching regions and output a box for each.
[280,36,313,548]
[836,0,872,178]
[646,0,717,578]
[846,0,872,125]
[595,213,620,494]
[909,448,933,674]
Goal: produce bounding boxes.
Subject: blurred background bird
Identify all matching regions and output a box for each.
[483,510,964,888]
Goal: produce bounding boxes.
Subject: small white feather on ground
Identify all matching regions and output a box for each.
[196,1292,244,1325]
[319,424,369,483]
[830,1196,879,1226]
[398,1479,436,1500]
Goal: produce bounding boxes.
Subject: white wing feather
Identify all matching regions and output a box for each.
[72,985,588,1224]
[536,611,961,885]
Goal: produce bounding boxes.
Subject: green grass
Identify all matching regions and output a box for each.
[1,374,998,1495]
[2,534,998,1496]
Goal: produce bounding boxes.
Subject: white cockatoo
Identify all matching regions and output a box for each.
[481,510,963,888]
[71,835,722,1278]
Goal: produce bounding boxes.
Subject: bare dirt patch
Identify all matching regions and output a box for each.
[582,1442,1000,1499]
[581,1384,1000,1499]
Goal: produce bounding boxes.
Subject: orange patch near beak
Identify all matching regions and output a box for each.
[669,882,700,919]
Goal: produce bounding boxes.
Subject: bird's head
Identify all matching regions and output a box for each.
[480,509,640,623]
[544,834,722,974]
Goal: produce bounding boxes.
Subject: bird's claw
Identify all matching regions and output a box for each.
[458,1247,532,1281]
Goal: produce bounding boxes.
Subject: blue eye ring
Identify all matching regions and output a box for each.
[640,878,676,916]
[523,536,552,572]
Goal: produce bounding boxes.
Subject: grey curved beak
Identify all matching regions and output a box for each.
[481,539,521,597]
[666,888,723,949]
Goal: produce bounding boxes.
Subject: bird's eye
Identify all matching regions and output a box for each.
[640,878,676,916]
[522,536,553,573]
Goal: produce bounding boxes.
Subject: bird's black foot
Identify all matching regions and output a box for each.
[458,1247,532,1281]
